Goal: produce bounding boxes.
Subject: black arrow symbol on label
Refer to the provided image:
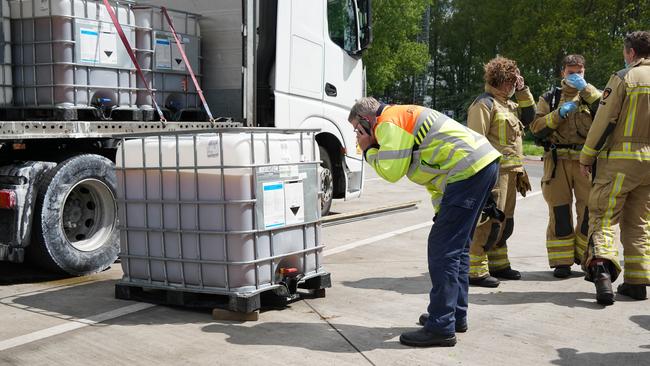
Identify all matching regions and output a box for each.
[104,50,113,58]
[290,206,300,215]
[175,59,183,65]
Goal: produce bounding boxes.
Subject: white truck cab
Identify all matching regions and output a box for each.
[146,0,372,214]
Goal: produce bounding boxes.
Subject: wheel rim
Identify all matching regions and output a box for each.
[60,179,116,252]
[320,166,333,211]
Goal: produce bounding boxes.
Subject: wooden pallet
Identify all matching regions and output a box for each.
[115,272,331,314]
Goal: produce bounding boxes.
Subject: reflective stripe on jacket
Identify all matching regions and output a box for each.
[365,105,501,211]
[467,84,536,170]
[580,58,650,165]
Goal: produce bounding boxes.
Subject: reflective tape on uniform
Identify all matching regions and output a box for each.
[494,112,509,145]
[623,270,650,280]
[624,256,650,264]
[582,144,598,157]
[518,99,535,108]
[377,148,412,161]
[546,112,559,129]
[604,150,650,160]
[602,173,625,249]
[547,238,575,248]
[548,252,574,259]
[624,94,639,137]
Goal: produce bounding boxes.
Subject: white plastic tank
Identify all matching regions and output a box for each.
[0,0,11,106]
[9,0,141,118]
[132,5,201,121]
[116,130,322,293]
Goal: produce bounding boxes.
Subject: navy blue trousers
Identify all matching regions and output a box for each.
[425,160,499,335]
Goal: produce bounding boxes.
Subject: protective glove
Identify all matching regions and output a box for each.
[559,101,578,118]
[516,170,532,197]
[565,73,587,91]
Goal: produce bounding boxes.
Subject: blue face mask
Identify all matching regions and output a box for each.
[625,60,629,68]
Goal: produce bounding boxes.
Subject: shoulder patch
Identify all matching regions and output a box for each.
[602,87,612,100]
[615,68,630,79]
[473,92,494,110]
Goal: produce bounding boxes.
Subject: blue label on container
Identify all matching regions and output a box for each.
[80,29,99,36]
[156,39,171,45]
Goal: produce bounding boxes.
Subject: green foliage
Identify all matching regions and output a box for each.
[364,0,432,95]
[365,0,650,116]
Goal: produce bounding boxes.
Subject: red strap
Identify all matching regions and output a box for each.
[161,7,215,122]
[102,0,167,123]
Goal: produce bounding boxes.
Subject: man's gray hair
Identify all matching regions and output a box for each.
[348,97,381,122]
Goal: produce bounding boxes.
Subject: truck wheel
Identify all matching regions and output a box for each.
[319,146,334,216]
[29,154,119,275]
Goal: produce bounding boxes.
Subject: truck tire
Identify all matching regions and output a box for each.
[29,154,119,275]
[319,146,334,216]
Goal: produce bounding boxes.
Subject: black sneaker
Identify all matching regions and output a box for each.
[399,328,456,347]
[469,275,500,287]
[418,313,467,333]
[553,265,572,278]
[617,283,647,300]
[491,267,521,280]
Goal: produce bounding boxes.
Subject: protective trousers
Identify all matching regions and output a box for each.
[583,158,650,285]
[425,160,498,336]
[541,157,591,267]
[468,169,517,278]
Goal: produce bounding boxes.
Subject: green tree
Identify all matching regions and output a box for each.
[364,0,432,97]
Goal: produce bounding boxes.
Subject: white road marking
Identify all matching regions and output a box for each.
[0,302,154,352]
[325,189,542,257]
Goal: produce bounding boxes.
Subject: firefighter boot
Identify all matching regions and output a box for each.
[399,328,456,347]
[491,267,521,280]
[617,283,647,300]
[469,275,500,287]
[590,261,614,305]
[553,265,572,279]
[418,313,467,333]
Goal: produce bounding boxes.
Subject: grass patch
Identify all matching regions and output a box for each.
[523,140,544,156]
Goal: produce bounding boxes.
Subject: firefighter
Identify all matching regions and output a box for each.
[466,57,535,287]
[531,55,602,278]
[580,31,650,305]
[349,97,500,347]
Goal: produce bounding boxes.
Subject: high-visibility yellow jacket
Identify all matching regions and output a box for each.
[580,58,650,165]
[467,84,536,171]
[365,105,501,211]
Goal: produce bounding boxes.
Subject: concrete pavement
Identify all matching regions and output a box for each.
[0,159,647,365]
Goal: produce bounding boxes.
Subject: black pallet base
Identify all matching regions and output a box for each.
[115,272,331,313]
[0,107,145,121]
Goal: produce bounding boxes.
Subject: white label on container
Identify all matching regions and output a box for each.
[206,139,220,158]
[263,182,285,229]
[99,31,117,65]
[80,28,99,63]
[155,38,172,69]
[284,180,304,225]
[171,39,187,71]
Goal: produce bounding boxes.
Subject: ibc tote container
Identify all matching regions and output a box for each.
[132,5,201,121]
[1,0,11,106]
[115,128,325,295]
[9,0,141,120]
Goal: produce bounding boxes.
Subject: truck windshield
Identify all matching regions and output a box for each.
[327,0,362,55]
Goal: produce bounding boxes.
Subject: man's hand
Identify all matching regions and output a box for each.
[580,164,592,177]
[559,101,578,118]
[356,122,376,152]
[566,74,587,91]
[515,75,525,91]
